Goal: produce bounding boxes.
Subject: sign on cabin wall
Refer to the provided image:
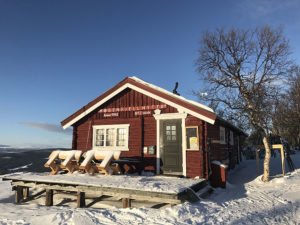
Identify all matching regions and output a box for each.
[103,113,119,118]
[189,137,199,149]
[99,104,167,117]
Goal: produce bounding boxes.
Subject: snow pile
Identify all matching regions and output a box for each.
[0,152,299,224]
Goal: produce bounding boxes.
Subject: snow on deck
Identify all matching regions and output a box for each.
[3,173,203,194]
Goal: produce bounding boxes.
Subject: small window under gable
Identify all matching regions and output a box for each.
[230,130,234,146]
[220,126,226,144]
[93,124,129,151]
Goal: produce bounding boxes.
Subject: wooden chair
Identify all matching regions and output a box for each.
[44,150,60,175]
[79,150,121,175]
[44,150,83,175]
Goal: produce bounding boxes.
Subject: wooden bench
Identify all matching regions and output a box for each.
[44,150,83,175]
[79,150,121,175]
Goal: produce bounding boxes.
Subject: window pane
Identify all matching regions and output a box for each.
[220,127,225,143]
[186,127,198,149]
[117,128,127,147]
[95,129,105,146]
[106,128,115,146]
[166,125,176,141]
[230,131,234,145]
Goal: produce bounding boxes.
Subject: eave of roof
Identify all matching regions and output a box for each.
[217,116,248,137]
[61,76,217,129]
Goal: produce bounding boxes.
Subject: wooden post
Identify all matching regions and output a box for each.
[22,187,29,201]
[256,149,260,174]
[45,190,53,206]
[271,144,286,177]
[15,186,23,204]
[280,146,285,176]
[122,198,131,208]
[77,192,86,208]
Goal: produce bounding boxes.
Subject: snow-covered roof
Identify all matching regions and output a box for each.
[129,76,214,113]
[61,76,217,129]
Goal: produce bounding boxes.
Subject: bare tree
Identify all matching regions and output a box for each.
[273,66,300,146]
[196,26,292,182]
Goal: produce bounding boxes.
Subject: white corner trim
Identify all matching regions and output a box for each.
[156,118,160,175]
[63,82,215,129]
[182,117,187,177]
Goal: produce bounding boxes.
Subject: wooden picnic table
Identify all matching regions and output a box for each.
[112,158,143,174]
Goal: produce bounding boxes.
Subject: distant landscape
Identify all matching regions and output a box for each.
[0,144,10,148]
[0,147,70,175]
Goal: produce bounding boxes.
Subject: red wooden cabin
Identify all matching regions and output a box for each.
[61,77,246,178]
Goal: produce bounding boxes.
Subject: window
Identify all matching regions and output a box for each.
[166,125,177,141]
[93,124,129,150]
[220,126,226,144]
[186,126,199,150]
[230,131,234,146]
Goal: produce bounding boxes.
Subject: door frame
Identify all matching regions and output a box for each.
[154,111,187,176]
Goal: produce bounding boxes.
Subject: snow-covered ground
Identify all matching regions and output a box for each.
[0,152,299,225]
[2,173,202,194]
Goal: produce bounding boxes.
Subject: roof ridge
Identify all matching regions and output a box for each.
[129,76,214,113]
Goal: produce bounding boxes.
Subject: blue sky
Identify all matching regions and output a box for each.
[1,0,300,148]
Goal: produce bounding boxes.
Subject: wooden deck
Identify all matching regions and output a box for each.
[2,174,208,208]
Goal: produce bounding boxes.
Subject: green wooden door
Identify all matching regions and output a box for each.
[160,119,182,174]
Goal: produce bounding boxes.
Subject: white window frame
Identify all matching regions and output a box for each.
[230,130,234,146]
[93,124,130,151]
[186,126,199,151]
[220,126,226,144]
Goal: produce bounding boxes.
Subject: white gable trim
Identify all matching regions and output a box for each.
[62,84,130,129]
[127,84,215,124]
[130,76,214,113]
[63,83,215,129]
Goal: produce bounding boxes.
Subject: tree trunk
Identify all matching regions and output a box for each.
[262,136,271,182]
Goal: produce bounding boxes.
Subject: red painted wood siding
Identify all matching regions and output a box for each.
[94,89,177,119]
[186,151,204,178]
[61,77,216,127]
[207,119,242,169]
[70,86,243,176]
[142,116,157,171]
[72,89,169,171]
[185,116,205,178]
[72,118,143,158]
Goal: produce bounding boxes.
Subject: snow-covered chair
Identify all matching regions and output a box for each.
[44,150,83,175]
[79,150,121,175]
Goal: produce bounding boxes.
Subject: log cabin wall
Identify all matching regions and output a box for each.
[63,77,247,178]
[207,120,229,163]
[142,116,157,171]
[72,88,177,170]
[206,119,243,170]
